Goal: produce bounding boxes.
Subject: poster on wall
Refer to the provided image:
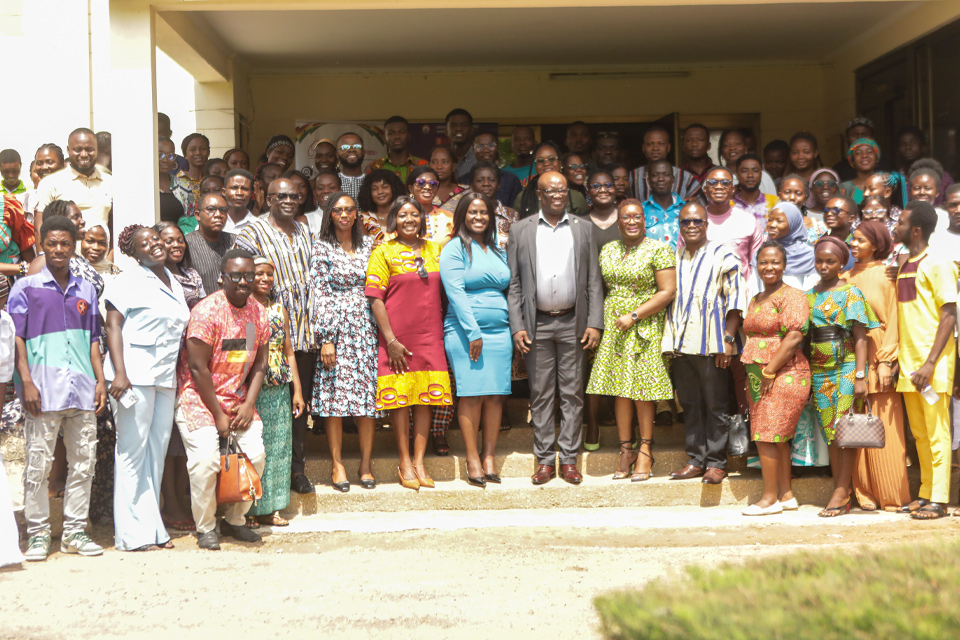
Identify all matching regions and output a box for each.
[294,121,386,179]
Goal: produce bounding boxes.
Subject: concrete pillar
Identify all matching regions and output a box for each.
[195,80,236,158]
[108,0,158,238]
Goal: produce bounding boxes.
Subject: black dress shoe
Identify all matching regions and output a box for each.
[466,476,487,488]
[358,478,376,490]
[332,481,350,493]
[484,473,501,484]
[197,530,220,550]
[291,473,315,494]
[220,520,262,543]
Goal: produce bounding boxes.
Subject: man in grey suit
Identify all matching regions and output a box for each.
[507,171,604,485]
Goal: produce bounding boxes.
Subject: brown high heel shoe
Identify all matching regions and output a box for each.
[398,467,420,491]
[412,464,435,488]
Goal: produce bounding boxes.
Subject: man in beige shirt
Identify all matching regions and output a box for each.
[35,128,112,234]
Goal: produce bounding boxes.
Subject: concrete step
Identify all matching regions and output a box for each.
[281,471,841,516]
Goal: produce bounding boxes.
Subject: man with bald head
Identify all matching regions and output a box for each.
[35,127,113,233]
[185,192,234,297]
[234,177,317,495]
[662,203,746,483]
[507,171,603,485]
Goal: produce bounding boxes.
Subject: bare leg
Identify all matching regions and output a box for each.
[634,400,655,476]
[827,439,840,480]
[584,394,600,446]
[777,442,794,503]
[825,445,858,509]
[412,405,432,483]
[480,397,503,476]
[753,442,780,508]
[458,396,484,478]
[356,417,375,481]
[393,408,416,481]
[325,416,346,485]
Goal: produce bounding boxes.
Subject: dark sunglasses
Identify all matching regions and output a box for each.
[705,178,733,187]
[589,182,614,191]
[822,206,847,215]
[413,257,428,279]
[272,192,302,202]
[224,272,255,284]
[159,152,176,161]
[566,163,588,171]
[813,179,838,189]
[415,179,439,188]
[679,218,706,227]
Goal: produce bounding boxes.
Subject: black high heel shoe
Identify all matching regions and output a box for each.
[466,475,487,488]
[484,473,501,484]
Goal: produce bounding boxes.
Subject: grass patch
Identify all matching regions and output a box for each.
[595,536,960,640]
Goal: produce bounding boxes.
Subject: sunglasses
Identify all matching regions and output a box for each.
[705,178,733,187]
[473,142,497,151]
[813,179,838,189]
[413,257,428,279]
[340,143,363,151]
[566,163,588,171]
[272,192,302,202]
[534,155,559,165]
[223,272,255,284]
[679,218,706,227]
[331,206,357,215]
[862,208,887,217]
[822,206,847,215]
[415,179,439,188]
[589,182,615,191]
[159,152,177,161]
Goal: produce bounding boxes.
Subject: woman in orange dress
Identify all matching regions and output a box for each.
[842,220,910,510]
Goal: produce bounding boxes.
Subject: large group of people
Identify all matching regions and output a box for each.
[1,108,959,566]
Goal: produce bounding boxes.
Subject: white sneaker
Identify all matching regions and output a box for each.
[60,531,103,556]
[24,533,51,562]
[780,497,800,510]
[742,501,783,516]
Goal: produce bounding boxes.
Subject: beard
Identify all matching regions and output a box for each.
[340,156,363,170]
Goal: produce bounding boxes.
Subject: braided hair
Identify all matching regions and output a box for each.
[42,199,78,220]
[117,224,146,257]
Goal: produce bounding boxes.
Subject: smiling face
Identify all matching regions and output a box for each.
[159,139,178,175]
[395,202,423,242]
[823,197,852,231]
[533,146,561,176]
[778,178,807,206]
[587,172,615,208]
[564,154,587,186]
[67,132,98,175]
[1,160,21,188]
[860,196,889,223]
[430,147,456,182]
[473,133,499,164]
[330,195,358,234]
[184,136,210,170]
[850,229,877,262]
[254,262,276,298]
[765,208,790,241]
[446,114,473,146]
[811,173,840,207]
[410,170,439,205]
[267,178,301,220]
[470,167,499,199]
[159,225,186,265]
[314,173,340,207]
[370,180,394,208]
[720,132,745,165]
[221,257,255,306]
[909,173,939,204]
[678,204,708,246]
[851,145,878,173]
[737,158,763,191]
[790,139,818,171]
[756,246,785,287]
[648,161,673,197]
[65,203,85,234]
[618,203,646,242]
[537,172,569,216]
[464,198,490,238]
[338,134,364,170]
[815,247,843,281]
[35,148,64,179]
[80,226,109,264]
[287,173,311,211]
[131,228,167,268]
[704,169,734,205]
[314,142,337,171]
[266,144,294,171]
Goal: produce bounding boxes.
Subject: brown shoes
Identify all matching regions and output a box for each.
[669,464,704,480]
[702,467,726,484]
[560,464,583,485]
[531,465,556,485]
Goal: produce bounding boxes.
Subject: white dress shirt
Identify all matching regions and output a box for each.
[222,210,257,234]
[535,211,576,312]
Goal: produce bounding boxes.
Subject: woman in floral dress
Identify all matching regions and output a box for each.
[311,192,379,491]
[586,199,676,482]
[247,258,304,526]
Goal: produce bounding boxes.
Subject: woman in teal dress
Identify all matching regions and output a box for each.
[439,191,511,487]
[246,258,304,527]
[586,199,677,482]
[807,236,878,517]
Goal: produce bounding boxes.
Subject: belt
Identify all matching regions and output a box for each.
[810,326,849,342]
[537,307,575,317]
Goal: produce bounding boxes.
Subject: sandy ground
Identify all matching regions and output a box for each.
[2,507,959,640]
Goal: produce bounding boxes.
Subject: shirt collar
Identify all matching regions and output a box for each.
[643,194,681,211]
[68,164,102,182]
[1,180,26,194]
[39,264,81,293]
[538,209,570,227]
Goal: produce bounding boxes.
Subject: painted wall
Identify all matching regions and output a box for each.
[243,65,827,166]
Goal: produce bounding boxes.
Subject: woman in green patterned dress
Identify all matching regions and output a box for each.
[586,199,677,482]
[807,236,878,517]
[246,258,305,527]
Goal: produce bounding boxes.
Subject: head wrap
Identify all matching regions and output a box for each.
[82,224,116,275]
[253,256,274,268]
[770,202,816,276]
[845,117,875,133]
[265,135,294,153]
[847,138,880,165]
[854,220,893,261]
[815,235,850,267]
[311,138,335,153]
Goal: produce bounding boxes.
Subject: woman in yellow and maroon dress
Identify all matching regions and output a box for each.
[366,195,452,490]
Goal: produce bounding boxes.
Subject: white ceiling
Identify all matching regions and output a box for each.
[181,2,922,72]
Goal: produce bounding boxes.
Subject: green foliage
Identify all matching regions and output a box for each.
[595,537,960,640]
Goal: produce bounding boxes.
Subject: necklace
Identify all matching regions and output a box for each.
[397,237,421,249]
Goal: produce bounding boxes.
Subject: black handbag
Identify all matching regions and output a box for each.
[726,412,750,456]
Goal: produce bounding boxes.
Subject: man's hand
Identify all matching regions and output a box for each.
[513,330,532,355]
[911,362,936,392]
[581,327,601,351]
[21,380,41,417]
[108,372,132,401]
[715,341,736,369]
[469,338,483,362]
[292,392,305,419]
[230,402,256,432]
[215,412,232,439]
[94,380,108,416]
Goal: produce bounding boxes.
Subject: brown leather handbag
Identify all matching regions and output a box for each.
[834,401,885,449]
[216,434,263,504]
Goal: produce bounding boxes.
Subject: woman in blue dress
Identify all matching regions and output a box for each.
[439,191,512,488]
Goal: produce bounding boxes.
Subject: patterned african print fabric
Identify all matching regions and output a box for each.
[246,384,292,516]
[262,301,292,387]
[806,284,879,443]
[364,239,450,411]
[586,238,675,401]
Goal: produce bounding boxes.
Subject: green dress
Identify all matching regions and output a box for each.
[586,238,676,401]
[806,284,879,443]
[248,301,293,516]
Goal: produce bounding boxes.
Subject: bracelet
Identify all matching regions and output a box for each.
[18,261,27,276]
[387,338,398,348]
[761,368,776,379]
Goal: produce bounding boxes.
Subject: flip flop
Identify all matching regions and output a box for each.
[911,503,946,520]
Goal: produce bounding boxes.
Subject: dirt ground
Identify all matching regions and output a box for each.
[1,514,958,640]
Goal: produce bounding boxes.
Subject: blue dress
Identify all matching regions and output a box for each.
[439,237,512,396]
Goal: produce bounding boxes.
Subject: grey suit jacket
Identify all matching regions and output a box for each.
[507,214,604,340]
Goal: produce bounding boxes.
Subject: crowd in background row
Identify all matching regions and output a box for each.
[1,108,959,566]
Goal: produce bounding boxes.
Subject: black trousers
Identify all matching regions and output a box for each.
[291,350,316,475]
[672,354,730,470]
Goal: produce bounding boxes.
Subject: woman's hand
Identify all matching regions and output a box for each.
[854,377,868,400]
[320,343,336,369]
[614,313,636,332]
[291,392,305,419]
[469,339,483,362]
[108,371,132,401]
[387,340,412,374]
[759,374,775,398]
[877,363,892,392]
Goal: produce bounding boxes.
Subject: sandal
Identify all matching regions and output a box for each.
[612,440,638,480]
[630,438,655,482]
[159,540,174,549]
[818,498,851,518]
[245,516,261,529]
[911,502,947,520]
[257,513,289,527]
[898,498,929,514]
[432,435,451,457]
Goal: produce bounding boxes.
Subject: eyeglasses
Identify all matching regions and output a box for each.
[813,180,838,189]
[202,206,229,214]
[415,179,439,188]
[534,155,559,165]
[413,257,428,279]
[862,208,887,217]
[705,178,733,187]
[822,206,847,216]
[159,152,176,161]
[223,272,255,283]
[473,143,497,151]
[679,218,706,227]
[539,188,569,197]
[332,206,357,215]
[272,192,302,202]
[589,182,614,192]
[340,143,363,151]
[566,163,588,171]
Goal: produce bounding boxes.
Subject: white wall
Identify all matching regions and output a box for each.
[156,49,197,148]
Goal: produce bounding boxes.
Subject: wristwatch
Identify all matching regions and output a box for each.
[630,311,639,321]
[723,334,736,344]
[855,370,866,380]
